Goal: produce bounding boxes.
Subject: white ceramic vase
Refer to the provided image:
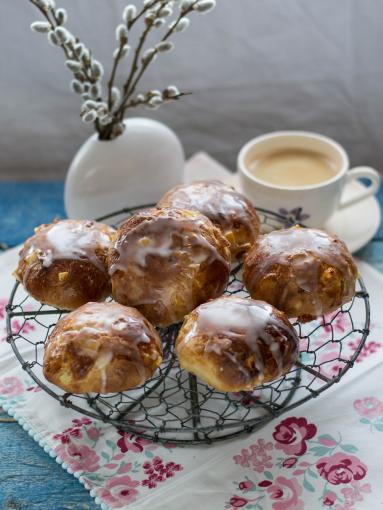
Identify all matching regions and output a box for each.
[64,117,185,219]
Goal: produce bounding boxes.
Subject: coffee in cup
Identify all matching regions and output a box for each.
[238,131,381,227]
[247,148,337,187]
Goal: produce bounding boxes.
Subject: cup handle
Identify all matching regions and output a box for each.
[339,166,381,209]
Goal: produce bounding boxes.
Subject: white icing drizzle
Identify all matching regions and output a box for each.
[131,237,174,268]
[109,208,230,274]
[108,209,231,325]
[71,303,152,345]
[55,302,156,391]
[180,297,297,382]
[21,220,114,274]
[94,350,113,393]
[246,227,356,314]
[158,180,259,232]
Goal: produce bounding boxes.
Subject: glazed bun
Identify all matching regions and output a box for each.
[157,180,260,259]
[15,219,115,310]
[243,227,358,320]
[43,302,162,394]
[108,207,231,327]
[176,296,299,392]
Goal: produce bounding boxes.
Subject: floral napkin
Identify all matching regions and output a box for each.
[1,240,383,510]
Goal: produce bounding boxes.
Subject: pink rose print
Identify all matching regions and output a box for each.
[353,397,383,419]
[53,431,71,444]
[0,298,7,320]
[26,385,42,393]
[258,480,273,487]
[72,417,92,426]
[229,496,249,508]
[316,453,367,485]
[322,312,349,334]
[317,350,346,379]
[348,339,382,362]
[323,491,337,506]
[333,481,371,510]
[342,480,371,504]
[228,423,370,510]
[53,419,94,443]
[54,427,84,444]
[117,431,152,453]
[239,480,255,491]
[96,475,140,508]
[282,457,297,468]
[266,476,304,510]
[87,427,101,441]
[1,301,36,342]
[273,417,317,456]
[55,443,100,472]
[10,318,35,336]
[69,428,82,438]
[0,376,24,397]
[233,438,273,472]
[141,456,182,488]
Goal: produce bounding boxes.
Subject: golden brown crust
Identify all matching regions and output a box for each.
[14,219,116,310]
[108,207,231,327]
[175,296,299,392]
[157,180,260,259]
[43,302,162,393]
[243,227,358,320]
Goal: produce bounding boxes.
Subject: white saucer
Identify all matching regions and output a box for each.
[185,152,381,254]
[323,180,381,253]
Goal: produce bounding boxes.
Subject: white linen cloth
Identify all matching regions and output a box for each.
[0,157,382,509]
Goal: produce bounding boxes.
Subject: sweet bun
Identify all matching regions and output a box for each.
[175,296,299,392]
[15,219,115,310]
[157,180,260,258]
[108,207,231,327]
[243,227,358,320]
[43,302,162,394]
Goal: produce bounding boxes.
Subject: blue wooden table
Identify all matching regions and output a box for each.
[0,181,382,509]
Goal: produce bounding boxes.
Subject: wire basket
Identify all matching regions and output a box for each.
[6,207,370,445]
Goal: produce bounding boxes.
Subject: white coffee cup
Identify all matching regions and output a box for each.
[238,131,381,227]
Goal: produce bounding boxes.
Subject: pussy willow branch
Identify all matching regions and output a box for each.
[128,0,163,29]
[125,91,191,109]
[29,1,95,85]
[100,17,155,139]
[105,0,164,116]
[121,23,153,103]
[30,0,210,141]
[107,41,125,110]
[116,1,200,122]
[29,0,102,133]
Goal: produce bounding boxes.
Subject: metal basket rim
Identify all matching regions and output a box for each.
[5,206,371,444]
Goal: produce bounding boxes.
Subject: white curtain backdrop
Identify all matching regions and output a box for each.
[1,0,383,179]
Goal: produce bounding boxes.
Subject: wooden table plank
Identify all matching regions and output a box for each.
[0,422,99,509]
[0,182,65,247]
